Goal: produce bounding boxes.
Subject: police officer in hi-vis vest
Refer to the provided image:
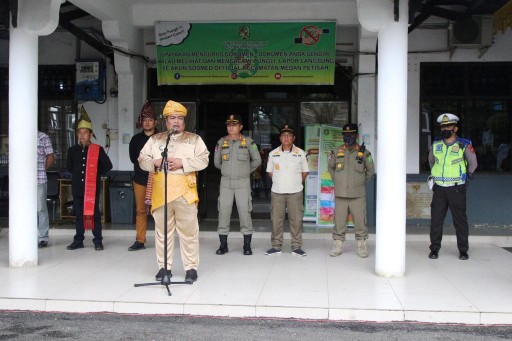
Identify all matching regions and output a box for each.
[328,123,375,258]
[428,113,477,261]
[214,114,261,256]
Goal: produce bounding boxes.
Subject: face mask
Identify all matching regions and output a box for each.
[343,135,357,146]
[441,129,454,139]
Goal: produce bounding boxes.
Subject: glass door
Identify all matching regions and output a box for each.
[250,104,297,217]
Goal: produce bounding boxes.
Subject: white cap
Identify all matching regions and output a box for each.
[437,113,459,126]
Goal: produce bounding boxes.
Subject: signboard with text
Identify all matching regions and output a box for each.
[317,126,343,226]
[155,21,336,85]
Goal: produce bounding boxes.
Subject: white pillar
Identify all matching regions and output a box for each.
[102,21,143,171]
[8,0,64,267]
[358,0,408,277]
[9,27,39,267]
[374,2,408,277]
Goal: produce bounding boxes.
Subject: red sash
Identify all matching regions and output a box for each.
[84,144,100,230]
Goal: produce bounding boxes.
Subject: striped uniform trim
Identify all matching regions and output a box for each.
[433,176,462,182]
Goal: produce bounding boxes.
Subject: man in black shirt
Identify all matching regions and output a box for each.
[128,101,158,251]
[66,107,112,251]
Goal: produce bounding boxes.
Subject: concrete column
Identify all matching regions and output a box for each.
[8,0,64,267]
[9,28,39,267]
[357,0,408,277]
[374,1,408,277]
[102,21,143,171]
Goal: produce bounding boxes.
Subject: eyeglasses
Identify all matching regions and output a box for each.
[167,116,185,121]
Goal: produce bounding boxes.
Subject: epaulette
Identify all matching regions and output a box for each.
[456,137,472,147]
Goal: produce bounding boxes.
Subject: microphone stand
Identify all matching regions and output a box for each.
[134,129,190,296]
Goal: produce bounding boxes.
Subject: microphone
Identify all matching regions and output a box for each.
[160,129,176,171]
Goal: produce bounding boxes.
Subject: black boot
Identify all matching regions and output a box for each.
[216,235,228,255]
[243,234,253,255]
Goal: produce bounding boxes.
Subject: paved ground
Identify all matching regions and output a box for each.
[2,311,512,341]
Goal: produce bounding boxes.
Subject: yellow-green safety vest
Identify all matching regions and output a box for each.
[431,140,467,185]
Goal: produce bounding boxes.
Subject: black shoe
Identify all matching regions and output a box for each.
[155,268,172,281]
[243,234,253,255]
[95,243,104,251]
[66,241,84,250]
[459,251,469,260]
[428,250,439,259]
[292,248,307,257]
[265,248,282,255]
[216,235,229,255]
[128,241,145,251]
[185,269,198,283]
[38,241,48,248]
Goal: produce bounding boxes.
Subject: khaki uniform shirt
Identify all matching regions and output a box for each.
[214,135,261,189]
[328,144,375,198]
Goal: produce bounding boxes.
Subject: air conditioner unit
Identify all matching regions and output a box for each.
[449,15,493,48]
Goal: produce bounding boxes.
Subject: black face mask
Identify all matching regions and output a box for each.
[343,135,357,146]
[441,129,454,139]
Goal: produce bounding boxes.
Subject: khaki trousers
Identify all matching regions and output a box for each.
[133,181,147,244]
[333,196,368,241]
[270,191,304,250]
[217,186,253,235]
[152,196,199,271]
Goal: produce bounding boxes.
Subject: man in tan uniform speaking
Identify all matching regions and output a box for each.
[138,100,209,283]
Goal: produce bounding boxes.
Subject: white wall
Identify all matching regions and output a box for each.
[78,62,120,169]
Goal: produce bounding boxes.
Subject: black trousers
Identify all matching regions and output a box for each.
[430,184,469,253]
[73,195,103,245]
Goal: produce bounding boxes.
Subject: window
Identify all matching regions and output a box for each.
[38,66,77,169]
[39,100,76,169]
[420,63,512,173]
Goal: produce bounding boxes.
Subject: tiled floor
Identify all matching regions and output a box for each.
[1,225,512,325]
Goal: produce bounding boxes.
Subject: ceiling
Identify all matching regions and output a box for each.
[1,0,510,49]
[409,0,510,32]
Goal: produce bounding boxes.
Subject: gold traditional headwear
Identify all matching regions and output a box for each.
[76,106,94,136]
[163,100,187,117]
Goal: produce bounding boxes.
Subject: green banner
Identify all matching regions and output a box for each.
[155,21,336,85]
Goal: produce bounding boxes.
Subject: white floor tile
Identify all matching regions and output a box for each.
[2,230,512,325]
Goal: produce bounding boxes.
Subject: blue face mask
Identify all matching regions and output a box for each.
[343,134,357,146]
